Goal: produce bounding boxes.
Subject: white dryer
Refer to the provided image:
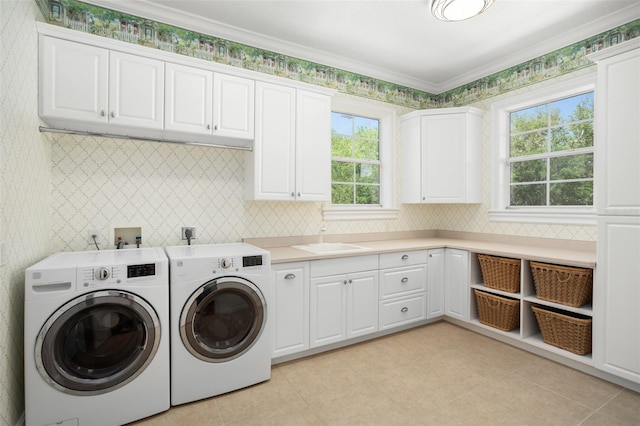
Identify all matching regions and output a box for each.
[165,243,271,405]
[24,248,169,426]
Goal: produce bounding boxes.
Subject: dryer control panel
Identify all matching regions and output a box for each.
[78,263,158,289]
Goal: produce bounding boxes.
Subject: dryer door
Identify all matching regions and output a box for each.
[36,290,160,395]
[180,277,266,362]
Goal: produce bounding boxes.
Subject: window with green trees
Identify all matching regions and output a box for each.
[331,112,380,205]
[508,91,594,207]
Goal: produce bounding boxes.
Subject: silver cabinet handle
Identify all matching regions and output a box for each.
[401,307,408,313]
[110,111,115,118]
[401,255,409,260]
[100,110,106,117]
[284,273,296,280]
[401,277,409,283]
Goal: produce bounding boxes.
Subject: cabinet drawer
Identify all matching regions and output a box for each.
[379,250,428,269]
[379,293,426,330]
[310,254,379,277]
[379,265,427,299]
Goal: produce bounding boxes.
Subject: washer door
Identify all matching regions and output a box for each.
[180,277,266,362]
[36,290,160,395]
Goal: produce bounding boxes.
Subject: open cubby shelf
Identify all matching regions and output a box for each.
[468,252,594,362]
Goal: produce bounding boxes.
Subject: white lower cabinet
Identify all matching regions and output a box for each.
[309,255,379,348]
[594,216,640,383]
[378,250,428,330]
[271,262,310,358]
[444,248,470,321]
[426,249,445,319]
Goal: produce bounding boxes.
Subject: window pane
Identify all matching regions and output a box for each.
[551,123,593,151]
[356,163,379,184]
[356,185,380,205]
[510,105,547,132]
[331,184,354,204]
[331,113,353,136]
[331,161,354,183]
[510,184,546,206]
[550,92,594,124]
[354,138,379,160]
[354,116,379,139]
[331,134,352,157]
[511,159,546,183]
[550,154,593,180]
[510,130,547,157]
[550,181,593,206]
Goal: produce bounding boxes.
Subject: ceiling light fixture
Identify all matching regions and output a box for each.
[431,0,495,22]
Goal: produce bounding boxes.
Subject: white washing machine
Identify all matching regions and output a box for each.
[24,248,169,426]
[165,243,271,406]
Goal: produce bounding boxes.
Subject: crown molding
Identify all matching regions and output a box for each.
[433,2,640,93]
[80,0,639,95]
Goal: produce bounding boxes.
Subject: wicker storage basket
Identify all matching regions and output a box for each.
[474,289,520,332]
[530,261,593,307]
[477,254,520,293]
[532,305,592,355]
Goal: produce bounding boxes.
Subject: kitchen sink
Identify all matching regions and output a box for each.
[291,242,371,255]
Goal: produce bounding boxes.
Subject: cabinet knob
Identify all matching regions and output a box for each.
[422,196,426,201]
[284,273,296,280]
[110,111,115,118]
[401,277,409,283]
[214,124,218,131]
[401,307,409,313]
[207,124,211,130]
[291,192,295,197]
[429,254,433,258]
[100,110,106,117]
[401,255,409,260]
[343,280,347,285]
[297,192,301,197]
[348,279,352,284]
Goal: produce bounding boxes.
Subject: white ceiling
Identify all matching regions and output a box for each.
[86,0,640,93]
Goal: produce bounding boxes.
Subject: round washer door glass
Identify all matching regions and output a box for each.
[181,277,266,362]
[36,290,160,395]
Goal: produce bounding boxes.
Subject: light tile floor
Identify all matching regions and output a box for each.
[133,321,640,425]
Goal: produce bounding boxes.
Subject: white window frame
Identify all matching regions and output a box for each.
[489,73,597,225]
[323,95,397,220]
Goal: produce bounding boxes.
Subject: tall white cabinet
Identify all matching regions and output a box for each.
[590,39,640,384]
[400,107,483,204]
[245,82,332,201]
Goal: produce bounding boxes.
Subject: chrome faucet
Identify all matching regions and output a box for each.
[318,225,327,244]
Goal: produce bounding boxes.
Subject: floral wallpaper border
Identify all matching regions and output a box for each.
[36,0,639,109]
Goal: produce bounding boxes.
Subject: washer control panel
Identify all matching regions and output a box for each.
[211,254,267,273]
[78,263,157,289]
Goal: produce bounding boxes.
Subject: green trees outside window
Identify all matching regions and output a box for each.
[331,113,381,205]
[509,92,594,207]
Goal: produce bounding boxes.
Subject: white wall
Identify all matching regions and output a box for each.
[0,1,52,424]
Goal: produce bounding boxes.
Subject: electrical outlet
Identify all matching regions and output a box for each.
[88,229,100,245]
[181,227,196,240]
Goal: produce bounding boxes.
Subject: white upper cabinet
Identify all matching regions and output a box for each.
[164,63,213,136]
[40,36,109,125]
[40,36,164,135]
[213,73,254,140]
[245,83,331,201]
[109,51,164,131]
[590,40,640,216]
[401,107,483,204]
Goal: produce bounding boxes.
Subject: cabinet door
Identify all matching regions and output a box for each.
[595,47,640,215]
[39,36,108,124]
[272,263,309,358]
[213,73,254,139]
[295,90,331,201]
[595,217,640,383]
[444,248,470,321]
[109,51,164,130]
[249,82,296,200]
[427,248,445,319]
[346,271,379,339]
[165,63,213,135]
[310,274,346,348]
[421,114,466,202]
